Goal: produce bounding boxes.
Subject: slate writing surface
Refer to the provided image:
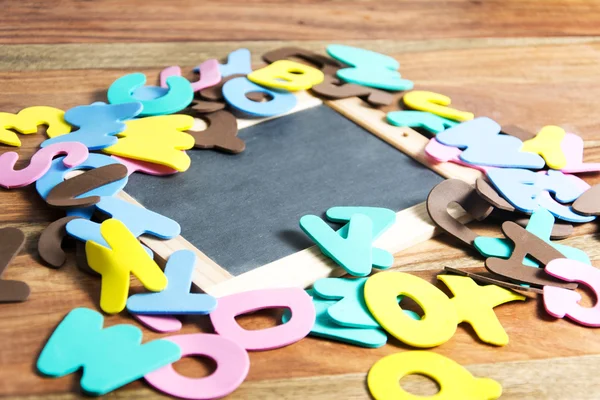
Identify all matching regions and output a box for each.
[125,106,444,275]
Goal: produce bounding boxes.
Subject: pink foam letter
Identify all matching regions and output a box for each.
[0,141,88,189]
[425,138,489,173]
[133,314,182,333]
[160,59,221,92]
[112,155,179,176]
[145,333,249,399]
[544,258,600,327]
[209,288,316,351]
[560,133,600,173]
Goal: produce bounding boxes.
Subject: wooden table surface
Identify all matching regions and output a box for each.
[2,1,600,399]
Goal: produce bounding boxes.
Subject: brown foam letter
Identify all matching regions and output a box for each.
[426,179,494,247]
[485,221,577,289]
[311,75,394,107]
[38,216,81,268]
[190,110,245,154]
[0,227,30,302]
[572,183,600,216]
[46,164,128,209]
[475,178,515,212]
[191,100,226,114]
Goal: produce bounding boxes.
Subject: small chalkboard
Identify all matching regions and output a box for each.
[126,105,444,276]
[118,93,481,296]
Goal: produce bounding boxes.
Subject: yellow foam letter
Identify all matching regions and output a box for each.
[364,272,457,348]
[0,106,70,146]
[248,60,325,91]
[403,91,474,122]
[438,275,526,346]
[103,115,195,171]
[368,351,502,400]
[521,125,567,169]
[86,219,168,314]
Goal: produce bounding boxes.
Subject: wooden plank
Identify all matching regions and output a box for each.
[2,1,600,44]
[2,37,600,71]
[9,350,600,400]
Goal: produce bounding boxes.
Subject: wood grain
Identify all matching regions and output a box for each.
[3,36,600,71]
[3,1,600,44]
[2,4,600,398]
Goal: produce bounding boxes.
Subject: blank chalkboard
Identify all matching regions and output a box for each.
[125,105,443,276]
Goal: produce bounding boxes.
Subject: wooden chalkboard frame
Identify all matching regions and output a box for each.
[120,89,481,297]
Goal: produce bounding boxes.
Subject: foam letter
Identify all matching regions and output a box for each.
[367,351,502,400]
[0,141,89,189]
[66,196,178,255]
[312,75,394,106]
[364,271,457,348]
[0,106,71,146]
[313,277,418,329]
[38,216,82,268]
[35,153,128,219]
[438,275,525,346]
[403,90,474,122]
[521,125,567,169]
[216,48,252,77]
[37,308,181,395]
[387,110,458,134]
[300,214,375,276]
[127,250,217,315]
[475,208,590,267]
[111,155,179,176]
[161,59,221,92]
[132,314,182,333]
[327,44,413,91]
[89,196,179,238]
[486,168,594,222]
[108,73,193,116]
[544,259,600,327]
[210,288,315,351]
[484,221,578,289]
[283,290,388,348]
[425,138,490,173]
[45,164,128,209]
[102,114,195,171]
[437,117,545,168]
[561,133,600,173]
[248,60,325,91]
[41,102,142,150]
[145,333,249,399]
[222,77,297,117]
[85,219,168,314]
[426,179,493,247]
[0,227,30,302]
